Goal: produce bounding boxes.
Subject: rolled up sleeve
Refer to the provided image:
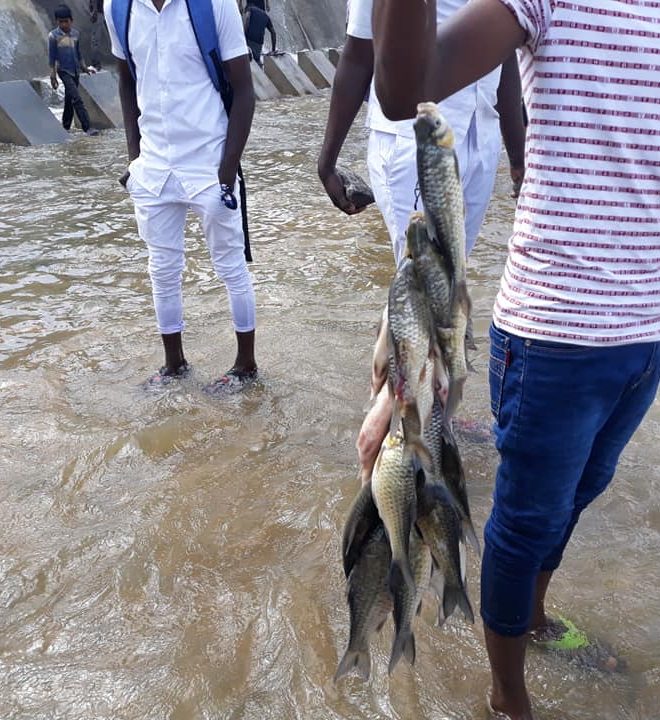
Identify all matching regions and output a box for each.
[497,0,552,52]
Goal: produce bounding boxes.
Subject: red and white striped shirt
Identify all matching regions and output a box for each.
[494,0,660,345]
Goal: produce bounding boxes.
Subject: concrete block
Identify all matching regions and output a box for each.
[263,54,318,97]
[250,62,281,101]
[30,79,63,107]
[297,50,336,90]
[326,48,341,67]
[78,71,123,129]
[0,81,69,146]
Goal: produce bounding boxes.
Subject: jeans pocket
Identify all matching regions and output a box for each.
[489,324,511,423]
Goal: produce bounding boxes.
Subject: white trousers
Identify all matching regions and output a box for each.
[367,117,501,266]
[128,173,256,335]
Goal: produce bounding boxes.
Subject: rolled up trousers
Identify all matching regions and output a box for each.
[128,173,256,335]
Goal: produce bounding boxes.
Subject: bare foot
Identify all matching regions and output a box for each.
[356,387,392,484]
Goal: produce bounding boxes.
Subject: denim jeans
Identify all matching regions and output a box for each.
[481,323,660,636]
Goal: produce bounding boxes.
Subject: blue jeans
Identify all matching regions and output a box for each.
[481,324,660,637]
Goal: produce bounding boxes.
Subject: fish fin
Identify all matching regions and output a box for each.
[442,581,475,625]
[444,374,466,424]
[401,431,434,481]
[389,401,402,438]
[334,647,371,683]
[423,210,456,280]
[453,279,471,317]
[388,557,415,597]
[457,586,475,624]
[462,517,481,555]
[416,600,423,617]
[388,629,416,674]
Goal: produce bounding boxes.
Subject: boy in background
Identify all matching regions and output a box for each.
[48,3,99,136]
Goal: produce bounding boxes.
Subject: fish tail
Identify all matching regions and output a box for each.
[453,279,471,317]
[463,517,481,555]
[443,584,475,625]
[401,419,435,480]
[388,556,415,596]
[444,375,466,423]
[334,646,372,683]
[388,628,416,674]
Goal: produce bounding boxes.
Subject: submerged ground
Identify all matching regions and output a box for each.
[1,94,659,719]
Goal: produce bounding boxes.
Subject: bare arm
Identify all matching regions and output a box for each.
[317,35,374,214]
[497,52,526,197]
[219,54,255,186]
[117,59,141,163]
[373,0,526,120]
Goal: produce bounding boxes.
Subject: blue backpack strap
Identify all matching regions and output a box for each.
[185,0,251,262]
[184,0,230,99]
[111,0,137,80]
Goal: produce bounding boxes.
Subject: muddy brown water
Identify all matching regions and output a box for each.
[1,94,659,720]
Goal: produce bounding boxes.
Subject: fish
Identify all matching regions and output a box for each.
[406,211,453,333]
[387,256,436,462]
[437,299,470,422]
[421,396,479,552]
[335,524,393,682]
[341,480,381,579]
[414,103,467,297]
[371,432,418,595]
[336,165,375,209]
[414,103,472,420]
[371,305,390,400]
[388,526,432,674]
[439,421,479,554]
[416,482,474,626]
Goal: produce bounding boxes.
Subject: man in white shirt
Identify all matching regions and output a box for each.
[372,1,660,718]
[104,0,258,392]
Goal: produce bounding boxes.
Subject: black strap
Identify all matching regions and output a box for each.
[210,49,252,263]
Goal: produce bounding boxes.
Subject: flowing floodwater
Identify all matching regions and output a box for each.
[1,94,659,720]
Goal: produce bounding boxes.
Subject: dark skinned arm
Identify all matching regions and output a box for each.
[497,52,526,198]
[317,35,374,214]
[116,59,141,185]
[373,0,526,120]
[218,53,255,187]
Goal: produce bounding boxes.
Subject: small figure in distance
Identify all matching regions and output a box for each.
[48,3,99,136]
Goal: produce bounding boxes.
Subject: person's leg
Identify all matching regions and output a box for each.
[247,40,262,66]
[59,71,74,130]
[190,180,257,378]
[482,328,651,718]
[532,340,660,631]
[367,130,419,267]
[458,119,501,255]
[130,175,189,375]
[69,74,92,133]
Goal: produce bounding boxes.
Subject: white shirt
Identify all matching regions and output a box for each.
[347,0,502,145]
[104,0,248,197]
[494,0,660,345]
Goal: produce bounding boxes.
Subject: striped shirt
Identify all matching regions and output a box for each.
[494,0,660,345]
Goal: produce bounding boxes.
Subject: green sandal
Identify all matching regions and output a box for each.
[530,615,620,671]
[531,615,589,651]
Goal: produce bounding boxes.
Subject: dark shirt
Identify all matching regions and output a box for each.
[245,7,273,46]
[48,27,84,75]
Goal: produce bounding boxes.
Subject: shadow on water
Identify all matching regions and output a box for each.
[1,95,659,720]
